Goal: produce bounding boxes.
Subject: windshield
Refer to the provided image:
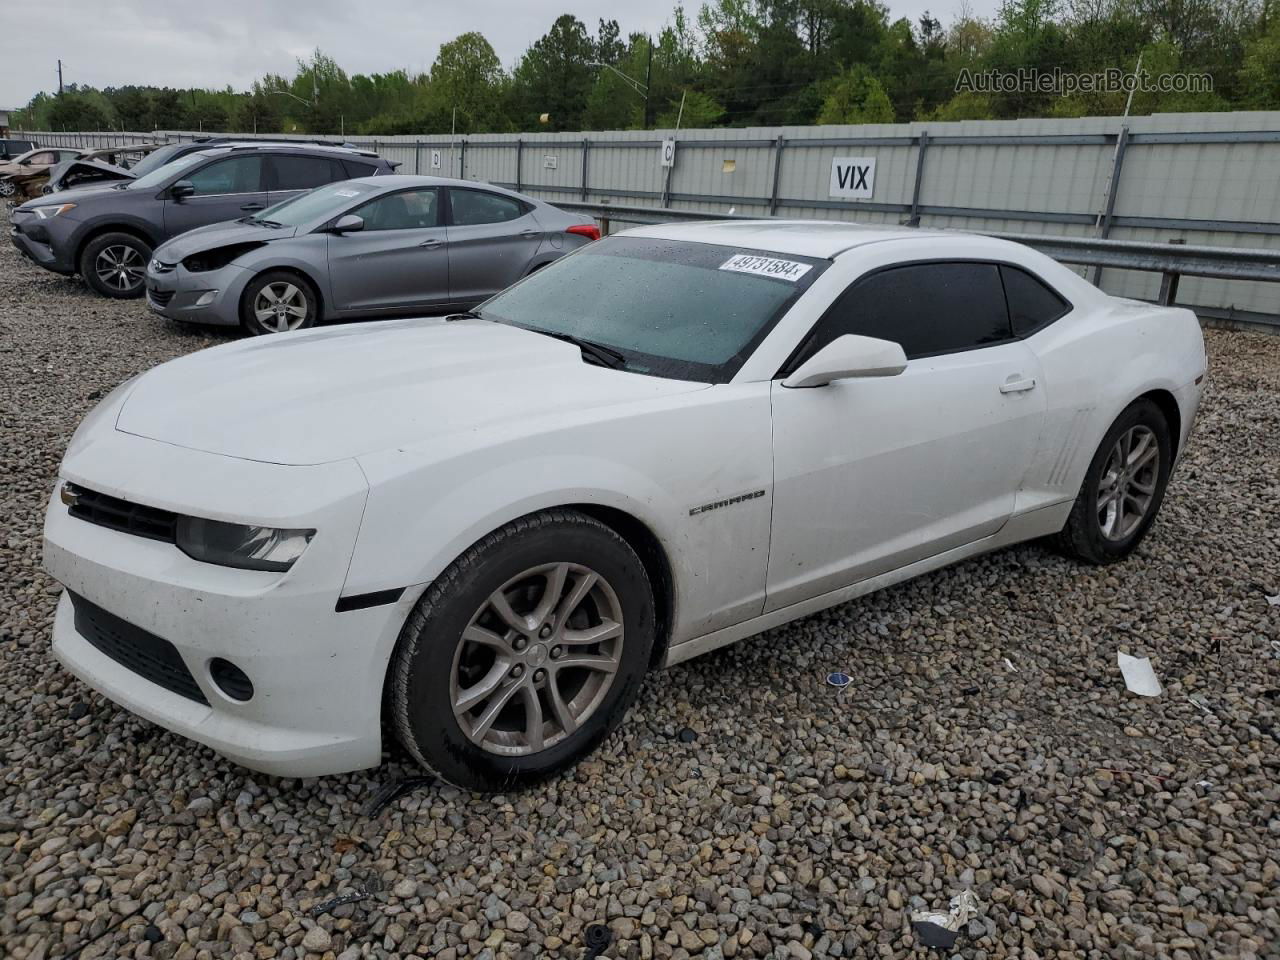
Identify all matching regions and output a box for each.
[127,151,208,190]
[478,236,827,383]
[127,144,187,178]
[251,180,378,227]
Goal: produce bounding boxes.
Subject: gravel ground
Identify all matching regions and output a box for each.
[1,214,1278,960]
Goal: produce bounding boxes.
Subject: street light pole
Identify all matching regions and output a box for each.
[587,58,650,127]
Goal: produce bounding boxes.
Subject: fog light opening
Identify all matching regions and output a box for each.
[195,290,219,307]
[209,658,254,701]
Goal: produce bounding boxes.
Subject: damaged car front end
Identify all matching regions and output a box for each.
[39,143,164,197]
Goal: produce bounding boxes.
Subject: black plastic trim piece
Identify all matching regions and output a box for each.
[335,588,406,613]
[69,592,208,705]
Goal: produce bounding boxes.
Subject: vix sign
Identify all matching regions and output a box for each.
[829,156,876,199]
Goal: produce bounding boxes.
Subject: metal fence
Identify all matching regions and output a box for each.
[21,111,1280,327]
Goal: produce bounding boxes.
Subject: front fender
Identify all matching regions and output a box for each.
[345,384,776,644]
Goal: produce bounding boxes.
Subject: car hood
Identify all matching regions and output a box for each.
[114,318,708,465]
[155,221,299,262]
[17,182,128,210]
[51,157,134,186]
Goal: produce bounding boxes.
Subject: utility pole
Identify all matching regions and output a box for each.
[643,39,653,129]
[57,59,64,95]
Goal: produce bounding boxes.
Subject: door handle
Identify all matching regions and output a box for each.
[240,202,265,212]
[519,230,540,239]
[419,238,442,249]
[1000,376,1037,394]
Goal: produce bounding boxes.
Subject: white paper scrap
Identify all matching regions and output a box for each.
[1118,652,1162,697]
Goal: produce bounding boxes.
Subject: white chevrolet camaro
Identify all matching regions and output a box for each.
[43,221,1206,790]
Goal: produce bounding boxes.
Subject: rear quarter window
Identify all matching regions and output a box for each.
[1001,265,1071,337]
[343,159,379,178]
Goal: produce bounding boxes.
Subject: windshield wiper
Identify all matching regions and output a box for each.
[254,218,285,228]
[444,310,483,321]
[536,330,627,369]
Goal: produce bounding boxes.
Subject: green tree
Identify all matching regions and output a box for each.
[656,89,726,126]
[1239,10,1280,107]
[817,64,896,122]
[430,32,507,131]
[510,15,598,130]
[47,90,110,131]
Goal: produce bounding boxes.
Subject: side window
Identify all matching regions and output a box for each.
[30,152,57,164]
[355,188,440,231]
[450,189,525,226]
[273,155,344,191]
[1001,265,1070,337]
[343,159,378,178]
[804,262,1011,362]
[185,156,264,196]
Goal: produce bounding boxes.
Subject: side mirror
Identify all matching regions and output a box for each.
[782,334,908,388]
[331,214,365,234]
[171,180,195,201]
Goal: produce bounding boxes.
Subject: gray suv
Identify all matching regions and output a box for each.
[10,142,395,298]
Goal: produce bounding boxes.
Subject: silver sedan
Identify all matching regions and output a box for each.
[143,175,600,335]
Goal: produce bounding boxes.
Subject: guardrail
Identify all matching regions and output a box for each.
[554,200,1280,332]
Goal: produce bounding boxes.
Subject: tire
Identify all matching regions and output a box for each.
[390,509,655,791]
[79,232,151,299]
[239,270,319,335]
[0,179,15,199]
[1053,398,1172,565]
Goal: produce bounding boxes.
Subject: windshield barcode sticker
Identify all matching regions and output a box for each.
[719,254,813,282]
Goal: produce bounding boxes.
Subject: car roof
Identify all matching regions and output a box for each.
[620,220,954,259]
[182,142,384,161]
[344,174,538,195]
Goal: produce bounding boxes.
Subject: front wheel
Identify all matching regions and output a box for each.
[389,510,655,791]
[239,271,319,335]
[1053,398,1173,565]
[0,179,16,199]
[80,232,151,298]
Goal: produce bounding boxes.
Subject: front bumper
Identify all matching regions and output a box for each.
[42,429,413,777]
[145,262,249,327]
[10,215,76,274]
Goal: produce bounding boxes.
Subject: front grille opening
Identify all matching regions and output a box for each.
[65,484,177,543]
[148,288,175,307]
[69,592,208,705]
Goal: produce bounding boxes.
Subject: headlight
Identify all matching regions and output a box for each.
[175,517,315,572]
[182,241,264,273]
[32,202,76,219]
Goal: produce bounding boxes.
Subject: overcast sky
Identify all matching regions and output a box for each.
[4,0,1003,108]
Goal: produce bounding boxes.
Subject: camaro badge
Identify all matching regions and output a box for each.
[689,489,766,517]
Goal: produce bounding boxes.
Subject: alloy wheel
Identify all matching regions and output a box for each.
[0,180,15,198]
[253,282,309,333]
[95,244,145,292]
[1097,424,1160,541]
[450,562,625,757]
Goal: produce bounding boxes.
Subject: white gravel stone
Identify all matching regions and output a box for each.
[0,206,1277,960]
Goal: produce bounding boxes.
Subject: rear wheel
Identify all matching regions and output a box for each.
[80,232,151,299]
[0,179,16,199]
[389,510,655,791]
[1053,398,1172,565]
[240,271,318,335]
